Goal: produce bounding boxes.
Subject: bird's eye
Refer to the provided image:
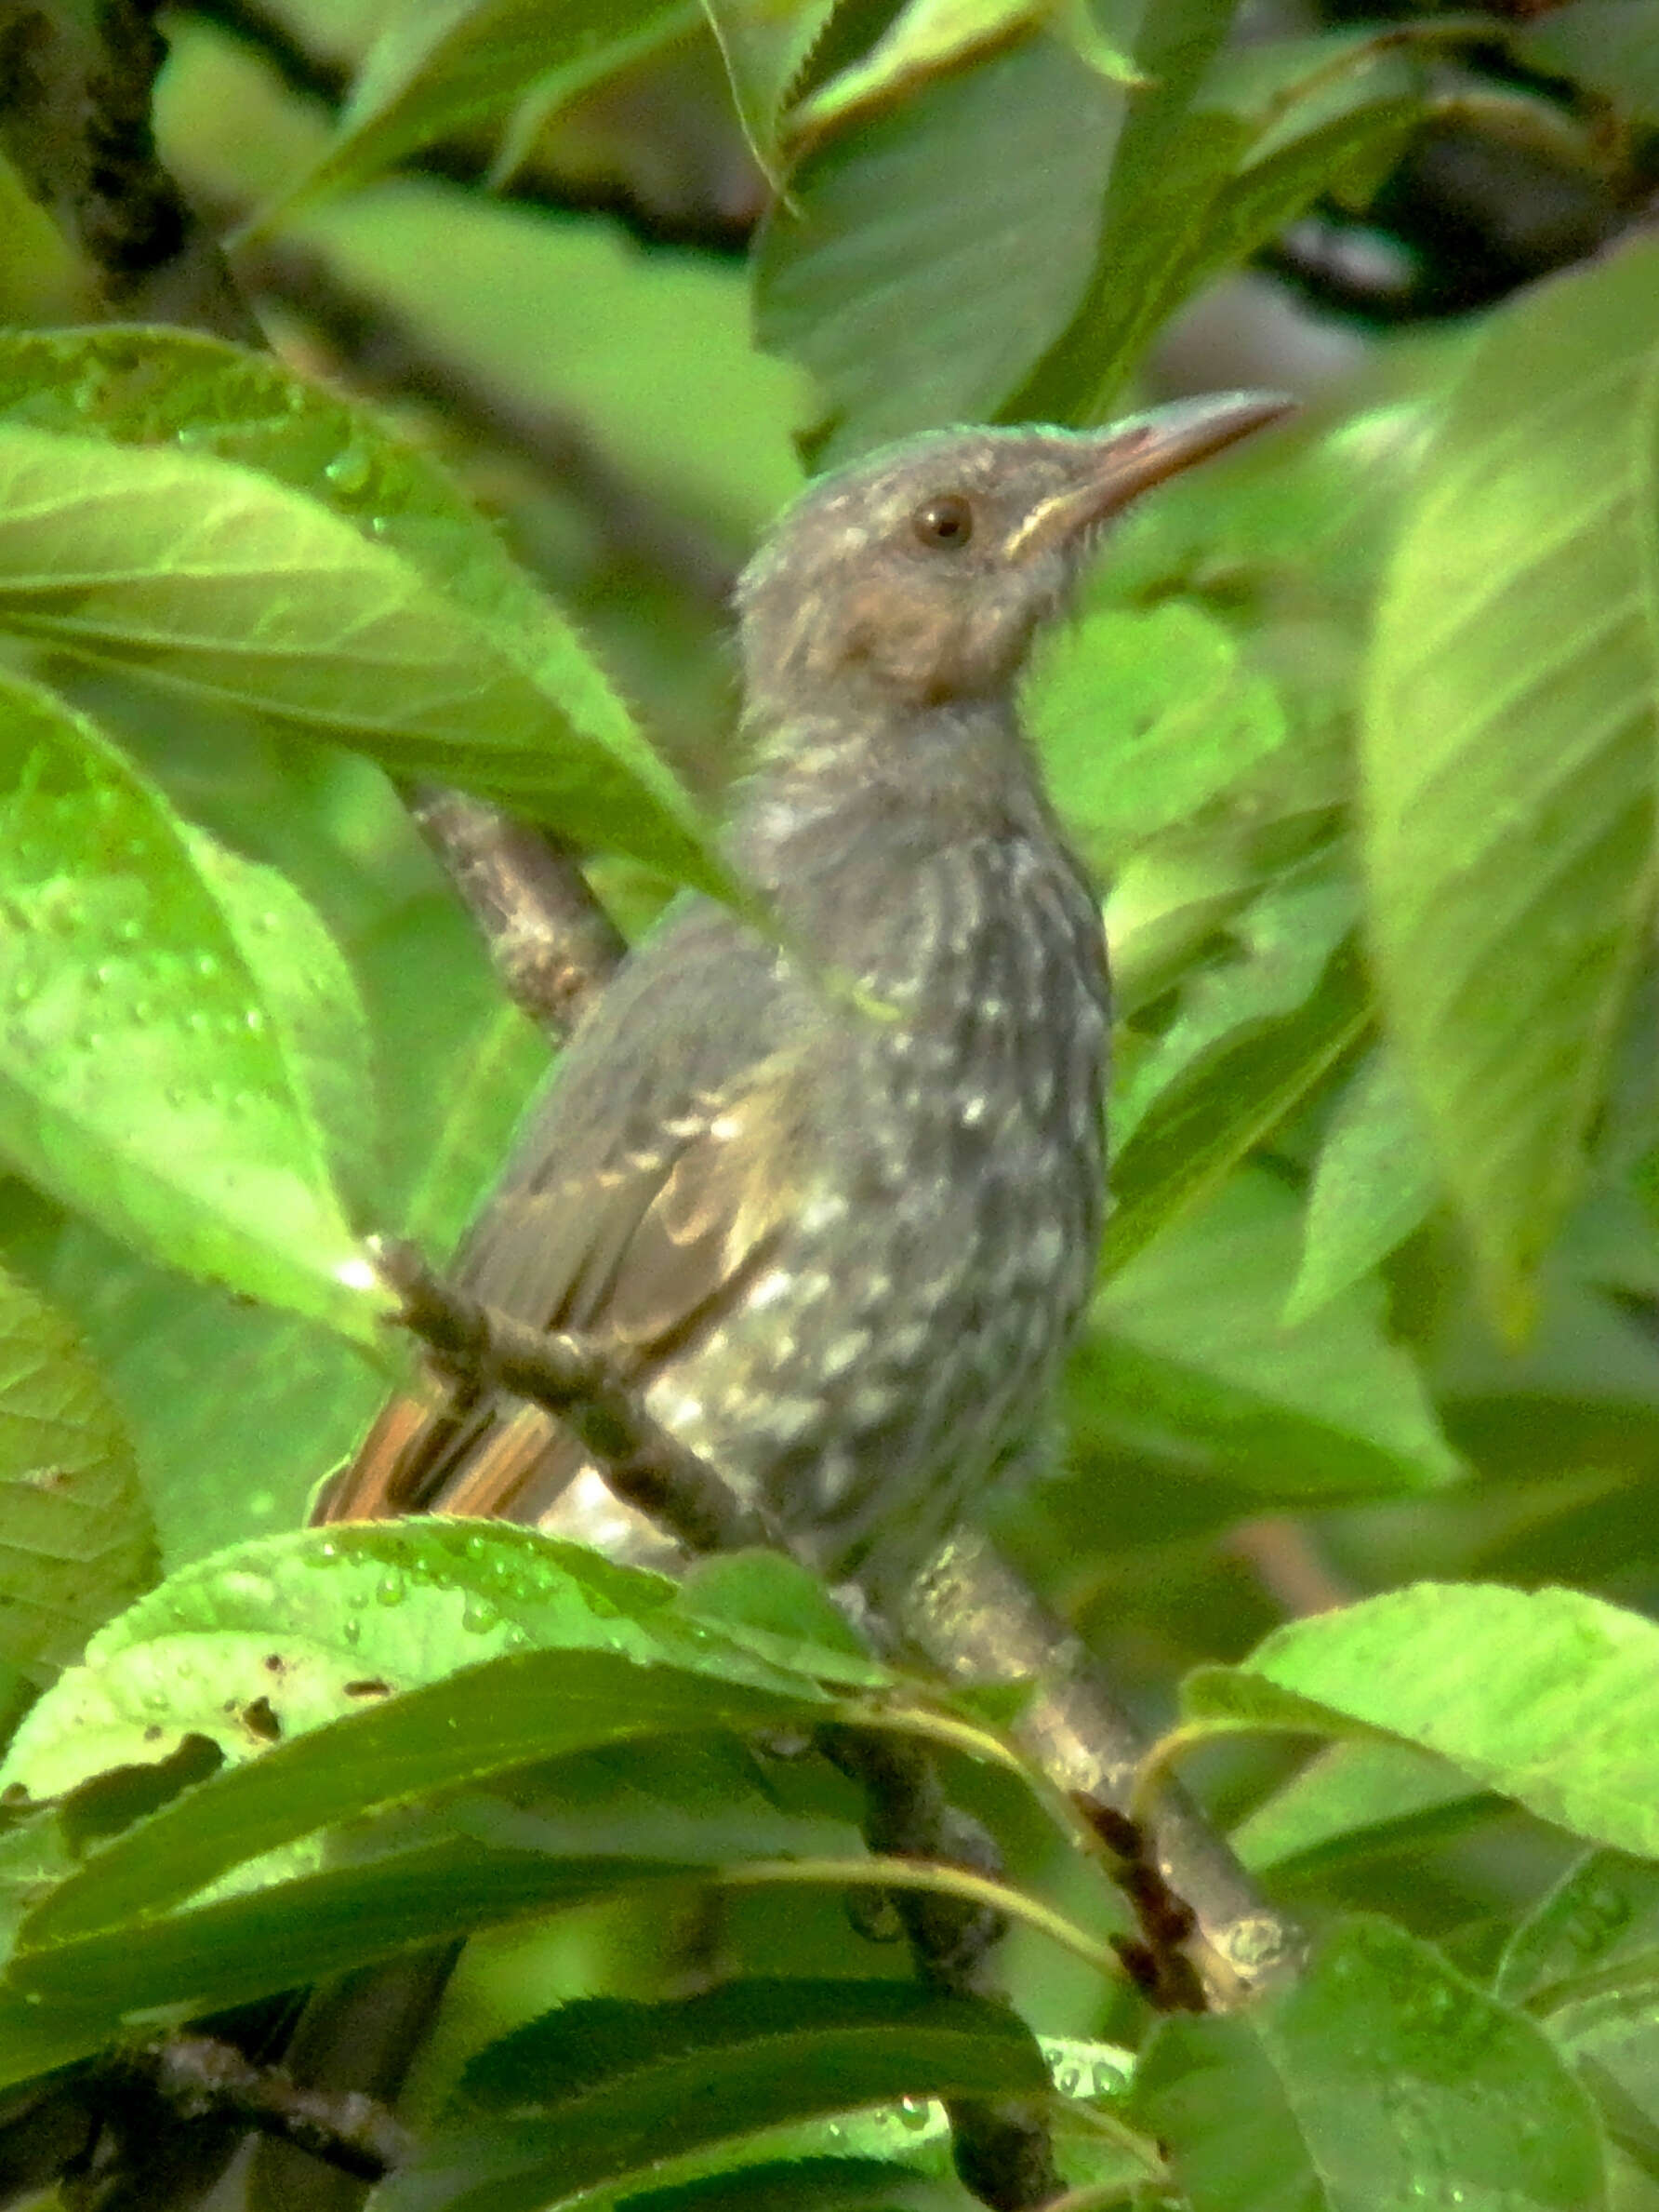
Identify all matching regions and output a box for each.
[911,494,974,550]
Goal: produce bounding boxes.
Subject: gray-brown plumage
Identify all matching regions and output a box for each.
[325,395,1288,1589]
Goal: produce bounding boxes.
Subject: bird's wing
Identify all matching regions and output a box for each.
[324,899,809,1526]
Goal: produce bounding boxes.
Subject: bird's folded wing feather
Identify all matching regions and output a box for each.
[323,900,811,1525]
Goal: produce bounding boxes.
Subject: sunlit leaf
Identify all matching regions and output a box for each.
[0,1521,869,1810]
[0,326,732,899]
[1363,239,1659,1332]
[0,673,385,1339]
[1187,1581,1659,1856]
[1030,601,1289,868]
[791,0,1138,149]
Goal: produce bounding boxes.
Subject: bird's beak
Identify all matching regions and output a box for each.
[1005,392,1295,559]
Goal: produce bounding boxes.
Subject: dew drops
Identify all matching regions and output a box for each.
[341,1616,362,1646]
[194,952,219,979]
[325,442,373,496]
[245,1007,266,1034]
[376,1571,405,1607]
[460,1596,499,1634]
[896,2096,932,2132]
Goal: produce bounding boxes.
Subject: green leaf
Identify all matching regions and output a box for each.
[4,1833,713,2036]
[1102,929,1373,1277]
[0,326,731,899]
[1003,0,1240,425]
[791,0,1140,149]
[311,189,809,539]
[702,0,840,184]
[0,1264,154,1682]
[1361,237,1659,1334]
[680,1550,883,1674]
[1077,1169,1461,1502]
[1496,1846,1659,2009]
[384,1981,1050,2212]
[260,0,700,220]
[0,1521,862,1806]
[9,1656,838,1971]
[1231,1739,1496,1885]
[1010,11,1437,424]
[1114,862,1358,1148]
[1029,601,1290,868]
[0,672,386,1339]
[1186,1581,1659,1856]
[1134,1916,1604,2212]
[753,30,1122,461]
[1284,1044,1440,1324]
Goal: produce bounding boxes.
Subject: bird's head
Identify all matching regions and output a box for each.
[737,395,1291,725]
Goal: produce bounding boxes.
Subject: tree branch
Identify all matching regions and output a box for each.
[0,0,257,336]
[902,1528,1305,2005]
[122,2036,410,2182]
[404,786,625,1044]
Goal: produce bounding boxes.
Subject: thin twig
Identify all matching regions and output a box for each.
[902,1528,1305,2005]
[371,1235,780,1555]
[121,2035,410,2181]
[1228,1515,1354,1619]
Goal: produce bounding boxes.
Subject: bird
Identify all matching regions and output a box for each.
[320,394,1290,1601]
[124,397,1286,2212]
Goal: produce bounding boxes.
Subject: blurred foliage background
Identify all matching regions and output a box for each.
[3,0,1659,2204]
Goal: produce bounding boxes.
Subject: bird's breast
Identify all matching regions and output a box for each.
[654,827,1110,1579]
